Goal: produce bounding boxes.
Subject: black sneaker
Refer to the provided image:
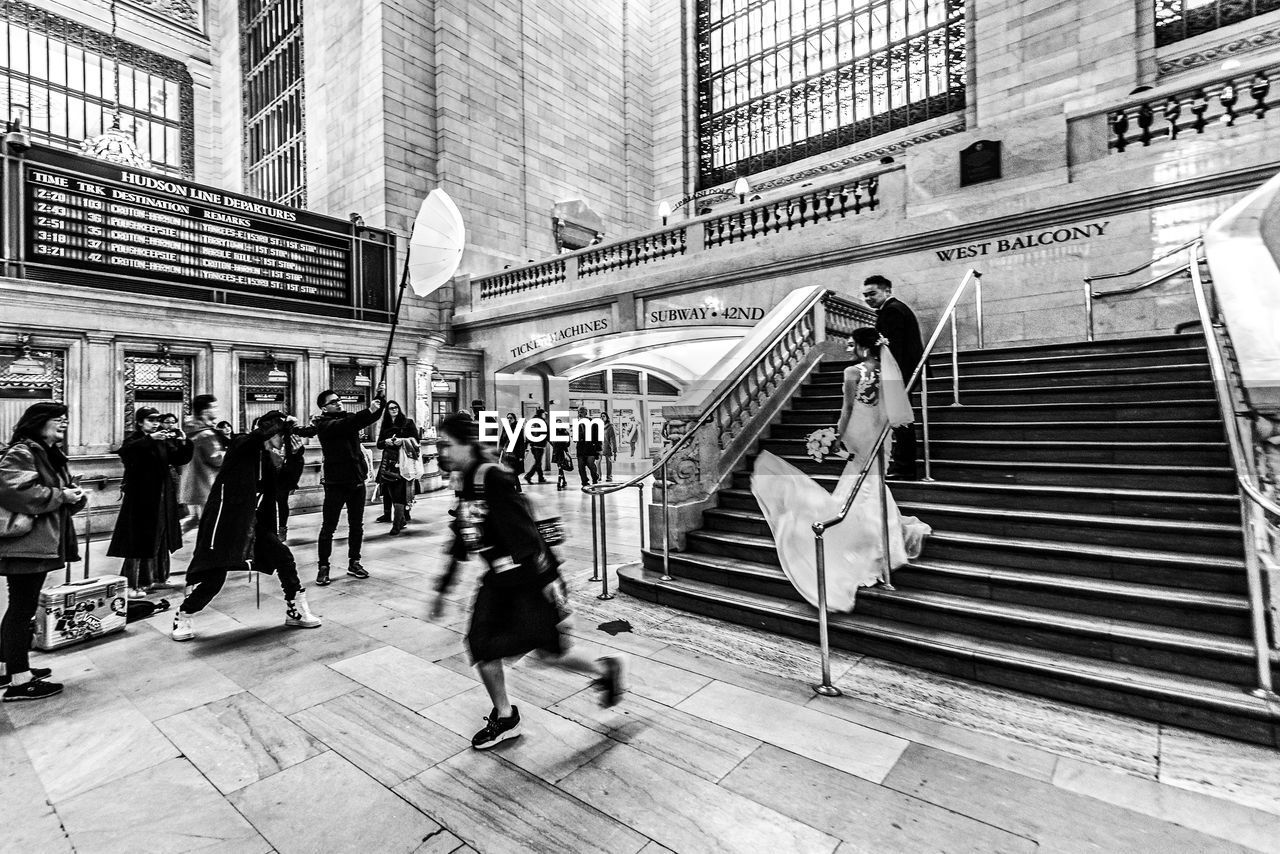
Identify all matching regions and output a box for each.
[593,656,626,707]
[0,667,51,686]
[3,679,63,702]
[347,561,369,579]
[316,565,332,586]
[375,514,390,523]
[471,706,521,749]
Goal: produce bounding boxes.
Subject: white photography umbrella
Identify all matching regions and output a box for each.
[408,188,465,296]
[379,189,467,382]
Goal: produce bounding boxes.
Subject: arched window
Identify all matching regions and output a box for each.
[648,375,680,396]
[696,0,967,187]
[569,371,606,393]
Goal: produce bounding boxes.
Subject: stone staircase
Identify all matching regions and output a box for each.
[619,333,1280,745]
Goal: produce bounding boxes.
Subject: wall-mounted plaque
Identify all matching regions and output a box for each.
[960,140,1002,187]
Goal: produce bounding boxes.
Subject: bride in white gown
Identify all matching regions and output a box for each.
[751,327,931,612]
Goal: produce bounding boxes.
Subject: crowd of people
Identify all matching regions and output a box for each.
[0,382,625,748]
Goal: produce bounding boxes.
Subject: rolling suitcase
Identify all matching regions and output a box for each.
[33,575,128,650]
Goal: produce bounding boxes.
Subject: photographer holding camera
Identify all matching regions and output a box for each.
[172,411,320,641]
[108,407,193,598]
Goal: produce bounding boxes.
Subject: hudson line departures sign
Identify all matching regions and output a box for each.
[17,146,394,317]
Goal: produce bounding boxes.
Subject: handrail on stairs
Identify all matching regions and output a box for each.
[580,287,872,599]
[1184,243,1280,701]
[1083,237,1201,341]
[809,269,983,697]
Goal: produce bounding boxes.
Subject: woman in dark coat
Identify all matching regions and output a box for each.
[436,412,623,750]
[523,407,549,485]
[0,402,86,701]
[172,411,318,641]
[375,401,419,536]
[501,412,528,494]
[108,407,192,596]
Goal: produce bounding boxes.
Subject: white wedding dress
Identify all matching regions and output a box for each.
[751,353,931,612]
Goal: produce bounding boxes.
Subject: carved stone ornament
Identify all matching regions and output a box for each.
[1158,25,1280,75]
[674,116,965,211]
[124,0,200,27]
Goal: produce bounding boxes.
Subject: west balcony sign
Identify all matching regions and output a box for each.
[934,220,1111,262]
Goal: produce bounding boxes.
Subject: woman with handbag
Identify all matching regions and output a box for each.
[0,403,86,701]
[502,413,528,493]
[435,412,625,749]
[376,401,418,536]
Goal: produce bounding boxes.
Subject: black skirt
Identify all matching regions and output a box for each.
[466,573,565,663]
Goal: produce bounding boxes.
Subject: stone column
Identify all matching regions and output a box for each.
[81,333,115,454]
[414,332,446,427]
[209,343,234,420]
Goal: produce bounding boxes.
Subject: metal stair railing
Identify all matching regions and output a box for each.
[1083,237,1200,341]
[810,269,983,697]
[1185,242,1280,700]
[581,287,874,599]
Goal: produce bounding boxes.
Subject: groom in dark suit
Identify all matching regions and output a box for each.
[863,274,923,479]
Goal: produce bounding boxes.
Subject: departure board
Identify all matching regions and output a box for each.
[17,147,392,314]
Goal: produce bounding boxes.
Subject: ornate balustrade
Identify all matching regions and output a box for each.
[579,227,687,278]
[703,176,879,249]
[472,167,897,303]
[1069,62,1276,165]
[476,258,566,301]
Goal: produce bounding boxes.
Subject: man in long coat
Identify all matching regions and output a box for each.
[108,407,192,596]
[171,411,317,641]
[863,274,924,479]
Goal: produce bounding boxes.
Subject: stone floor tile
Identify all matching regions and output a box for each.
[0,717,73,853]
[57,757,270,854]
[18,694,179,803]
[247,659,360,715]
[1053,756,1280,852]
[435,651,596,709]
[1158,725,1280,817]
[677,680,908,783]
[330,645,476,710]
[551,687,760,782]
[836,657,1162,777]
[806,692,1060,782]
[231,751,441,854]
[279,617,385,664]
[722,744,1036,853]
[156,692,324,794]
[394,750,648,854]
[559,743,839,854]
[884,743,1254,852]
[354,615,467,661]
[413,830,467,854]
[290,688,468,785]
[649,644,830,705]
[420,685,612,782]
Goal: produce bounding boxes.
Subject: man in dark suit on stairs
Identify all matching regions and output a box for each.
[863,274,923,480]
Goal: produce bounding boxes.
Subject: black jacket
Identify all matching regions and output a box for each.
[452,459,558,588]
[296,405,383,486]
[107,431,192,558]
[875,297,924,380]
[188,427,290,579]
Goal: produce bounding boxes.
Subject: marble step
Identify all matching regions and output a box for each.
[779,399,1222,423]
[758,438,1229,466]
[645,545,1250,636]
[716,482,1241,524]
[686,526,1247,592]
[701,499,1242,557]
[796,380,1214,407]
[923,345,1210,373]
[730,458,1236,492]
[616,563,1280,748]
[809,362,1211,390]
[769,419,1224,443]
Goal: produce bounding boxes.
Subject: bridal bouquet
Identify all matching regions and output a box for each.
[805,427,839,462]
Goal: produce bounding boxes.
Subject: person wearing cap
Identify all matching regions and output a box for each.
[108,406,192,598]
[172,410,320,641]
[293,381,386,586]
[0,402,86,701]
